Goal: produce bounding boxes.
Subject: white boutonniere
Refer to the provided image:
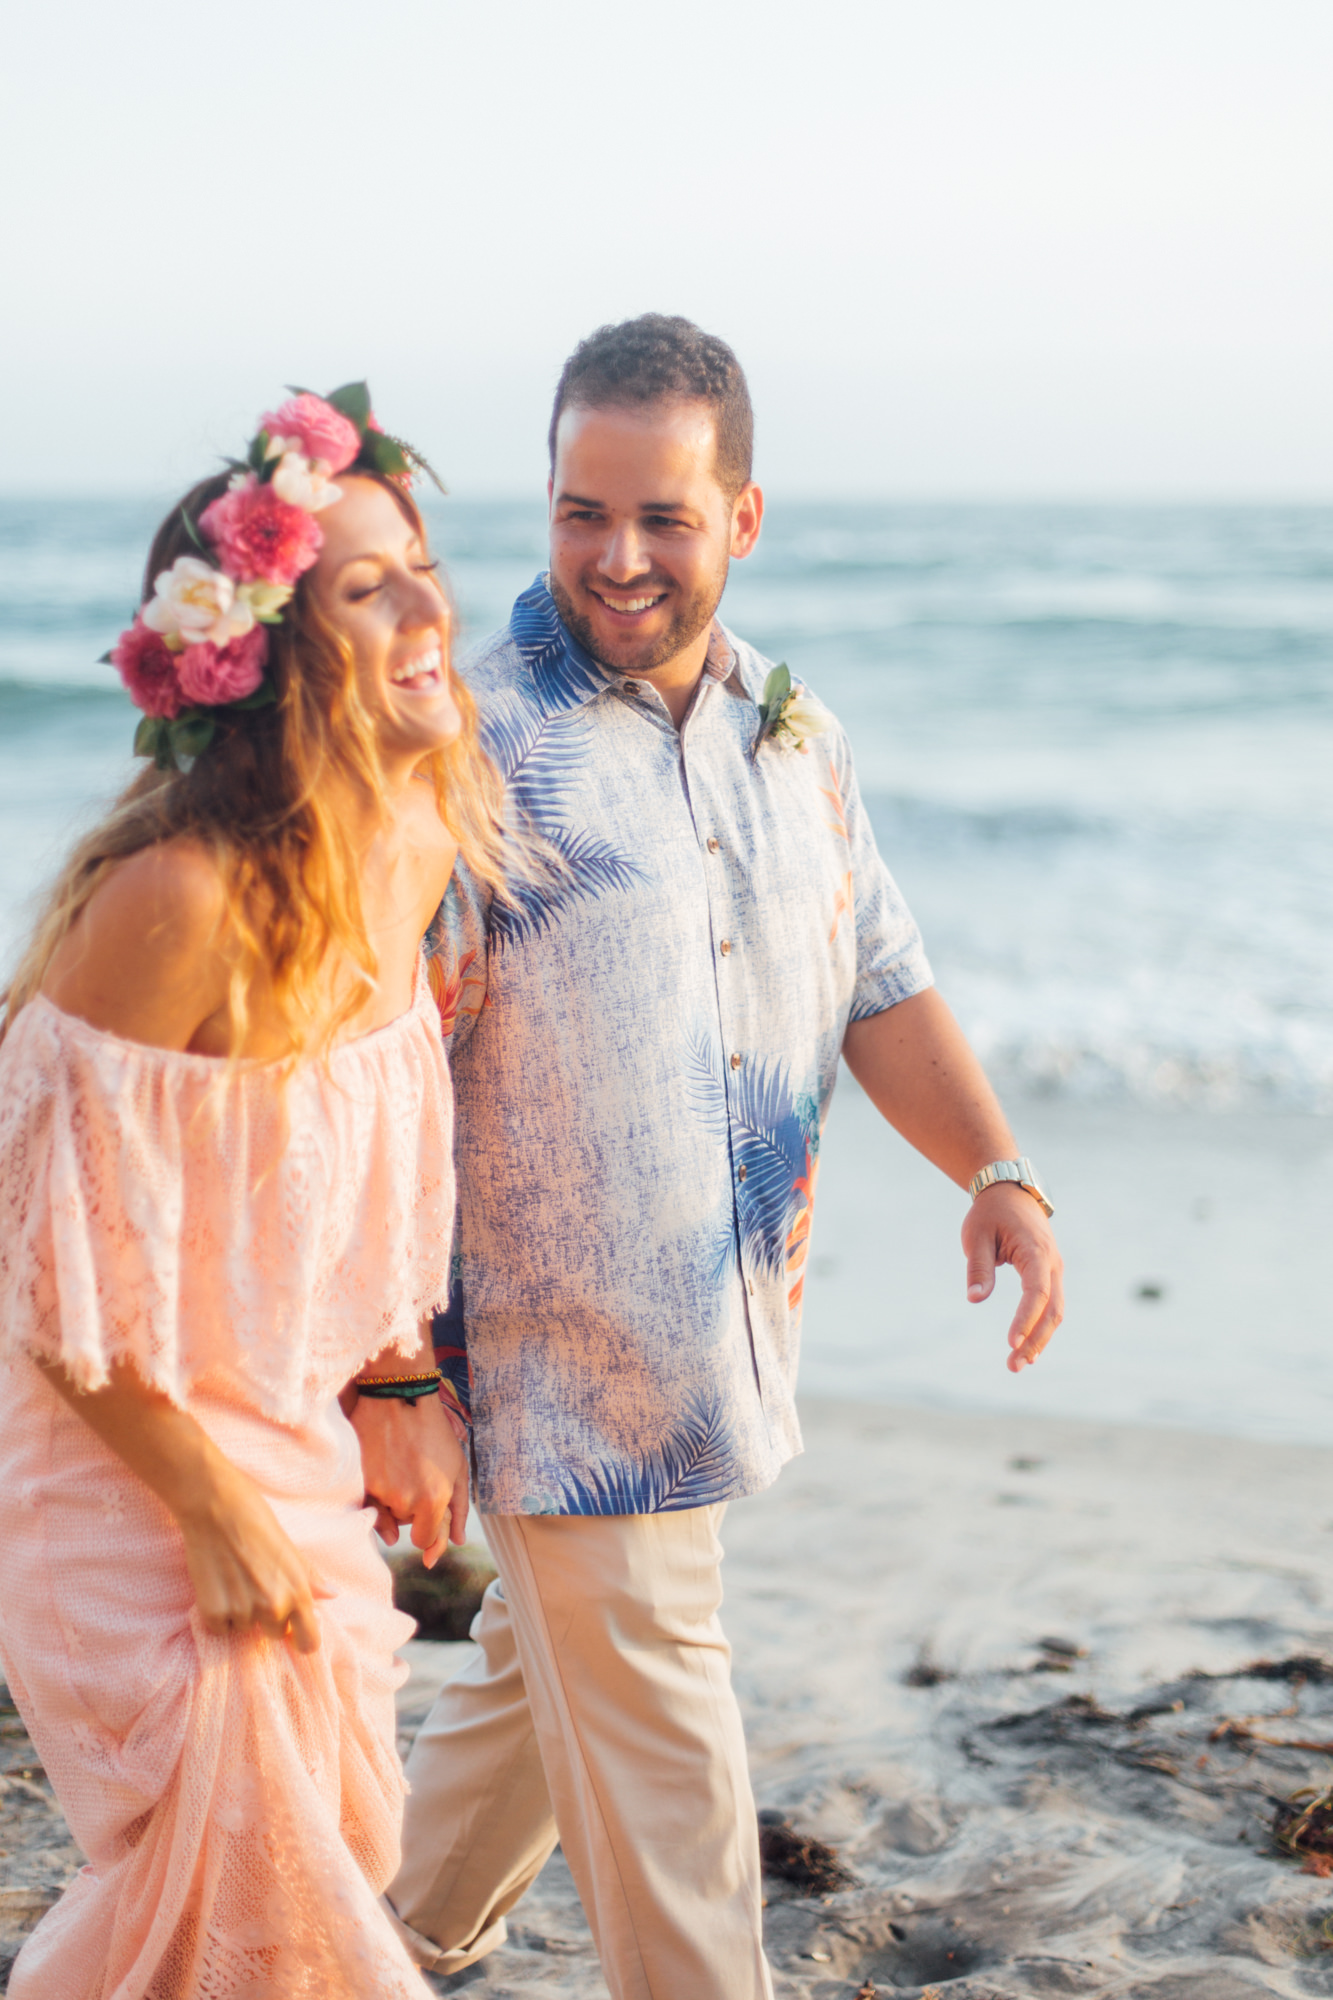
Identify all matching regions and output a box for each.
[752,663,830,760]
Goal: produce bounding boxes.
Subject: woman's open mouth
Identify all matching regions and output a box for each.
[389,643,444,691]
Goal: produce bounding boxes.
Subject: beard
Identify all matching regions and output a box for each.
[549,556,729,676]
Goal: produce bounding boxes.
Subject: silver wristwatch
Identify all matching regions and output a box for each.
[968,1157,1054,1217]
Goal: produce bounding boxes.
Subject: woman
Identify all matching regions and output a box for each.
[0,387,502,1997]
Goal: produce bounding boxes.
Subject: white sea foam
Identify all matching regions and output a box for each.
[2,496,1331,1111]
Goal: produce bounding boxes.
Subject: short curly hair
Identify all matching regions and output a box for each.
[548,314,754,498]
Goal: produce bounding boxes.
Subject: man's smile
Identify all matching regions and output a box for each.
[589,587,669,620]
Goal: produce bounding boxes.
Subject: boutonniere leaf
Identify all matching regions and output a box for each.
[752,663,792,760]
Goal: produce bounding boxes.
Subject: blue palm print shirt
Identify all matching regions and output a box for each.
[429,575,933,1516]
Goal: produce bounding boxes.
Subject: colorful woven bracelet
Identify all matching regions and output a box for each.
[354,1371,443,1402]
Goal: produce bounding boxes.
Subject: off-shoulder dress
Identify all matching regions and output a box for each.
[0,965,452,1999]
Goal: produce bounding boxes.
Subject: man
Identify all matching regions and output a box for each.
[376,315,1062,1998]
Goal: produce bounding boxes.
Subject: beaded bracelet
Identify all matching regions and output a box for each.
[354,1370,443,1403]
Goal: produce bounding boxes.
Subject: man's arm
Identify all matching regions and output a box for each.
[841,988,1063,1371]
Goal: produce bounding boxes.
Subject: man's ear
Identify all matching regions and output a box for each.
[730,482,764,560]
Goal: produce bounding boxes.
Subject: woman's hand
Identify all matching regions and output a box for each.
[351,1393,470,1568]
[35,1355,326,1652]
[348,1322,470,1566]
[177,1460,327,1653]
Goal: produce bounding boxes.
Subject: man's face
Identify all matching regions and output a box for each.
[548,399,762,676]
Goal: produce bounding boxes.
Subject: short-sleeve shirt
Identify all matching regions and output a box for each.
[431,575,933,1515]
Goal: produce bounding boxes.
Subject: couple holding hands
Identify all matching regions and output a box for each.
[0,316,1062,2000]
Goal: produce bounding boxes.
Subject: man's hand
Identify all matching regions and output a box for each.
[962,1182,1064,1371]
[349,1393,469,1567]
[843,991,1066,1375]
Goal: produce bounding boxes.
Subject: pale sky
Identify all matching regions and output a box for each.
[2,0,1330,497]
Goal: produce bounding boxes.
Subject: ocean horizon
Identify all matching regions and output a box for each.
[6,493,1332,1114]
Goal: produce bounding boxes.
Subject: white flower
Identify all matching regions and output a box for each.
[264,432,301,461]
[270,450,342,512]
[141,556,256,650]
[775,688,830,752]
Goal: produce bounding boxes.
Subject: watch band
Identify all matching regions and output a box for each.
[968,1157,1054,1217]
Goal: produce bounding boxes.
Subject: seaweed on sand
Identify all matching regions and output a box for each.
[1272,1785,1333,1878]
[756,1809,855,1894]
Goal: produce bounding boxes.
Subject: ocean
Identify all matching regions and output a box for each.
[3,497,1331,1438]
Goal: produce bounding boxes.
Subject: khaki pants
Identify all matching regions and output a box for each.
[387,1506,774,2000]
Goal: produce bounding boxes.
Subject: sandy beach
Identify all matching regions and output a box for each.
[380,1398,1333,1998]
[5,1094,1333,1996]
[12,1393,1333,1996]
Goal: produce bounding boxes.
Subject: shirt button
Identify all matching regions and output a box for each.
[729,1053,742,1069]
[738,1164,748,1182]
[706,837,720,853]
[719,940,732,956]
[624,681,640,695]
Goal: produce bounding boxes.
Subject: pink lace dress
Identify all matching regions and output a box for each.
[0,967,453,1999]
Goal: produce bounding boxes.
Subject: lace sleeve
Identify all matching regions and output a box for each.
[0,1000,202,1400]
[0,989,456,1419]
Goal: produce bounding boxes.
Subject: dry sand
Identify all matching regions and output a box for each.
[8,1398,1333,1996]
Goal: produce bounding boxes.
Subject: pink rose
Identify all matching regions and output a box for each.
[259,393,361,475]
[110,615,184,718]
[199,478,323,586]
[177,625,269,707]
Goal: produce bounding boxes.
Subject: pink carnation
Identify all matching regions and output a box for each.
[110,615,183,718]
[199,478,323,586]
[259,393,361,474]
[177,625,269,707]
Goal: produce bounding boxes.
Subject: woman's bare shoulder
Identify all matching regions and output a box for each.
[42,839,233,1048]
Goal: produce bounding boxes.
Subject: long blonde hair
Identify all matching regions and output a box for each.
[3,470,509,1062]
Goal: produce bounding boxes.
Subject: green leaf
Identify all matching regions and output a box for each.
[246,428,270,474]
[761,662,791,709]
[225,680,277,713]
[324,380,372,432]
[180,506,210,555]
[361,430,411,480]
[168,712,216,763]
[98,648,113,665]
[133,713,165,760]
[751,666,793,761]
[283,383,318,399]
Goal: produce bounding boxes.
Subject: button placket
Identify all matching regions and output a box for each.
[680,716,761,1324]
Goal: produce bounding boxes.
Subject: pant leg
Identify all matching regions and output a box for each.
[484,1506,774,2000]
[387,1575,560,1974]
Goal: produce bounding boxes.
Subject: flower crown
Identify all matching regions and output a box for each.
[106,382,441,769]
